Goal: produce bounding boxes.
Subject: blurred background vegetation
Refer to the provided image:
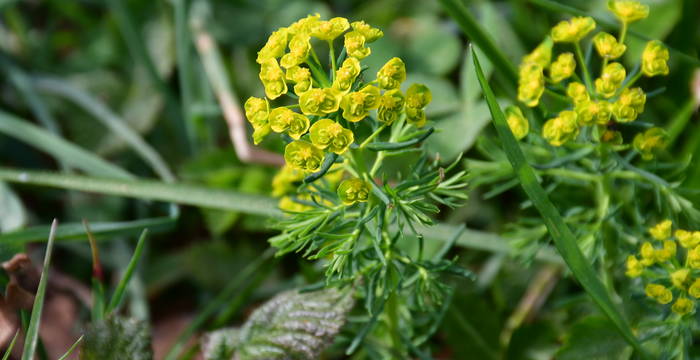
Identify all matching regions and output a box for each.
[0,0,698,358]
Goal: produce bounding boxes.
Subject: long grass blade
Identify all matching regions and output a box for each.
[106,229,149,314]
[438,0,518,83]
[57,335,83,360]
[1,331,19,360]
[0,167,281,218]
[21,219,58,360]
[0,111,133,180]
[471,48,646,356]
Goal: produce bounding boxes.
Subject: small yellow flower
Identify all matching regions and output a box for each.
[340,85,381,122]
[259,58,288,99]
[268,108,310,140]
[595,62,626,98]
[641,40,670,77]
[521,38,553,68]
[625,255,644,277]
[256,27,289,63]
[689,246,700,269]
[649,220,673,240]
[689,279,700,298]
[309,119,354,154]
[640,241,656,266]
[672,297,694,316]
[670,268,690,289]
[593,32,626,60]
[655,240,676,262]
[350,21,383,42]
[566,82,590,105]
[288,14,320,35]
[645,283,672,304]
[333,57,361,93]
[576,100,612,126]
[344,31,371,59]
[271,165,305,197]
[244,97,272,144]
[337,178,370,205]
[551,16,596,43]
[542,110,579,146]
[505,106,529,140]
[613,87,646,123]
[310,17,350,41]
[405,83,432,127]
[676,230,700,249]
[280,33,311,69]
[608,0,649,24]
[549,53,576,83]
[286,66,312,95]
[377,89,405,124]
[517,63,545,107]
[633,127,667,160]
[377,57,406,90]
[299,88,342,116]
[284,140,325,172]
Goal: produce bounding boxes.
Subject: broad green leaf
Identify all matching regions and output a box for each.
[0,167,281,218]
[0,111,133,180]
[233,287,355,360]
[471,48,646,356]
[80,316,153,360]
[556,317,631,360]
[21,219,57,360]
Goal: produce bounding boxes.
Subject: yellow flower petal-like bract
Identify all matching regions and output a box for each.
[284,140,324,172]
[641,40,670,77]
[505,105,529,140]
[608,0,649,24]
[377,57,406,90]
[337,178,370,205]
[268,107,310,140]
[551,16,596,43]
[309,118,354,154]
[542,110,579,146]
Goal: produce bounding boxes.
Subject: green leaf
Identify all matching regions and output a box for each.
[21,219,57,360]
[0,167,280,218]
[80,316,153,360]
[2,331,19,360]
[0,182,27,233]
[57,335,84,360]
[0,111,133,179]
[233,287,355,360]
[202,328,239,360]
[471,48,646,356]
[106,229,149,314]
[556,317,631,360]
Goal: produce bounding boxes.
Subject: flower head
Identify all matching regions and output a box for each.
[333,57,362,93]
[280,33,311,69]
[269,107,310,139]
[405,83,432,127]
[286,66,312,95]
[595,62,626,98]
[284,140,324,172]
[608,0,649,24]
[244,97,271,144]
[543,110,579,146]
[521,38,553,68]
[549,52,576,83]
[576,100,612,126]
[259,58,288,99]
[566,82,590,105]
[613,87,646,123]
[309,119,354,154]
[340,85,380,122]
[650,220,673,240]
[633,127,667,160]
[377,57,406,90]
[505,106,529,140]
[299,88,341,116]
[641,40,670,77]
[671,268,690,289]
[593,32,626,59]
[626,255,644,277]
[645,283,673,304]
[344,31,371,59]
[310,17,350,41]
[518,63,545,107]
[256,27,289,63]
[551,16,596,43]
[351,21,383,42]
[337,178,370,205]
[672,297,695,315]
[377,89,405,124]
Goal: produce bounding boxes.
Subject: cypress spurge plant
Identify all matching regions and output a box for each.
[244,14,470,356]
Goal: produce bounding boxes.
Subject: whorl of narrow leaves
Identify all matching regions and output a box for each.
[203,287,355,360]
[80,316,153,360]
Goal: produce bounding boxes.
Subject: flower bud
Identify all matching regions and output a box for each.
[566,82,590,105]
[549,52,576,83]
[593,32,626,59]
[655,240,676,262]
[377,57,406,90]
[542,110,579,146]
[518,63,545,107]
[690,279,700,298]
[521,38,553,68]
[608,0,649,24]
[640,242,656,266]
[337,178,370,205]
[672,297,694,316]
[642,40,670,77]
[645,283,672,304]
[505,106,529,140]
[309,119,354,154]
[671,268,689,289]
[595,62,626,98]
[551,16,596,43]
[625,255,643,277]
[650,219,672,240]
[244,97,271,144]
[613,87,646,122]
[633,127,667,160]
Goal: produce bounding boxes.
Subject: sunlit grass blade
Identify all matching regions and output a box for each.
[57,335,83,360]
[21,219,58,360]
[438,0,518,83]
[471,48,647,356]
[33,77,176,182]
[106,229,149,314]
[0,111,133,180]
[529,0,700,67]
[2,331,19,360]
[0,167,281,218]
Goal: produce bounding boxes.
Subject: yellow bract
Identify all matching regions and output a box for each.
[337,178,370,205]
[576,100,612,126]
[551,16,596,43]
[642,40,670,77]
[299,88,341,116]
[340,85,380,123]
[259,58,287,99]
[672,297,694,315]
[613,87,645,123]
[350,21,383,42]
[671,269,690,289]
[608,0,649,24]
[377,57,406,90]
[310,17,350,41]
[649,220,673,240]
[344,31,371,59]
[595,62,626,98]
[543,110,579,146]
[625,255,643,277]
[593,32,626,60]
[378,89,405,124]
[256,27,289,63]
[309,119,354,154]
[286,66,312,95]
[517,63,545,107]
[288,14,320,35]
[284,140,324,172]
[633,127,667,160]
[521,38,553,68]
[549,52,576,83]
[645,283,672,305]
[690,279,700,298]
[504,106,529,140]
[333,57,361,93]
[566,82,589,105]
[268,108,310,140]
[244,97,271,144]
[405,83,432,127]
[676,230,700,249]
[280,33,311,69]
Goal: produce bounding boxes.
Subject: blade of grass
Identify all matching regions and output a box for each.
[33,77,176,182]
[438,0,518,84]
[2,331,19,360]
[57,335,83,360]
[472,48,646,356]
[163,248,274,360]
[0,111,133,180]
[0,167,281,218]
[106,229,149,314]
[529,0,700,67]
[172,0,196,149]
[21,219,58,360]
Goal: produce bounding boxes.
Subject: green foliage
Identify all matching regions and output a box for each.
[80,316,153,360]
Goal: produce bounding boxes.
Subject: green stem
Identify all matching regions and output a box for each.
[328,40,336,81]
[574,41,593,92]
[359,123,388,149]
[386,291,404,354]
[618,71,642,94]
[618,22,628,45]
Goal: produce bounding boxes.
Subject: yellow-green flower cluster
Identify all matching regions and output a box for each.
[626,220,700,316]
[516,1,669,150]
[247,15,433,211]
